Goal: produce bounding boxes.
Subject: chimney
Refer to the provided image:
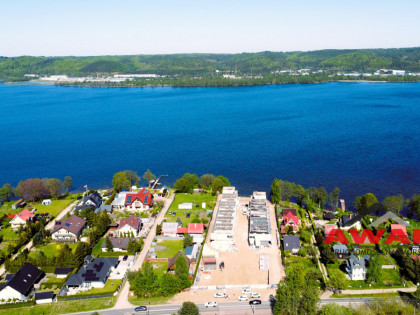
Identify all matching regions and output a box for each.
[340,199,345,212]
[119,241,121,245]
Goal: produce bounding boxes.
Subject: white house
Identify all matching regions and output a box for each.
[35,291,54,304]
[0,263,43,302]
[162,222,179,237]
[346,254,370,280]
[111,188,153,212]
[51,215,86,242]
[10,209,34,231]
[114,215,142,237]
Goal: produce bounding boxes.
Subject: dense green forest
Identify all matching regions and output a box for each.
[1,47,420,83]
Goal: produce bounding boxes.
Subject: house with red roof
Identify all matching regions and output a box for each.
[280,212,300,234]
[324,224,337,236]
[115,215,142,237]
[10,209,35,231]
[123,188,153,212]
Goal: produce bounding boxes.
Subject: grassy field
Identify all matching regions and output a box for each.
[29,243,78,259]
[165,193,216,227]
[150,261,168,273]
[0,201,23,215]
[332,292,401,298]
[0,226,19,241]
[0,296,115,315]
[155,240,183,258]
[32,198,76,217]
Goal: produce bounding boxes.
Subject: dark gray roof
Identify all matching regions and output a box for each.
[0,263,43,296]
[101,237,134,250]
[65,257,118,287]
[54,268,74,275]
[282,235,301,251]
[35,291,54,300]
[5,274,14,281]
[369,212,409,227]
[347,254,370,270]
[76,192,103,211]
[323,212,335,220]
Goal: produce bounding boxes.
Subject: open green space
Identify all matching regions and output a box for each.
[0,296,115,315]
[155,240,183,259]
[0,226,19,241]
[150,261,168,273]
[33,198,76,218]
[0,201,23,215]
[30,242,77,259]
[332,292,401,298]
[128,295,173,305]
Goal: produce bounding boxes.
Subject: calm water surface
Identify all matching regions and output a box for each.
[0,82,419,206]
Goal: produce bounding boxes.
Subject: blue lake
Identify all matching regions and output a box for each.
[0,82,419,206]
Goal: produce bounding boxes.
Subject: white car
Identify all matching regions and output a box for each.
[205,301,217,308]
[214,292,227,298]
[238,295,249,301]
[242,289,252,295]
[251,292,261,298]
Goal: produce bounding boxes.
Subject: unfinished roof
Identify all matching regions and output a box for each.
[248,193,270,235]
[369,211,409,227]
[212,188,238,234]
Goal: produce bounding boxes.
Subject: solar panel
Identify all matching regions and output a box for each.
[144,196,149,204]
[126,196,133,204]
[65,223,71,227]
[94,262,104,272]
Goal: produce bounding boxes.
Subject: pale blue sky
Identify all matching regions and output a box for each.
[1,0,419,56]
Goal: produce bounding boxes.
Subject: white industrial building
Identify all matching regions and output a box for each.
[248,192,272,247]
[210,187,238,250]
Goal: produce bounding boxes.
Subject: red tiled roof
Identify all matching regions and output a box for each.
[17,209,34,221]
[283,212,299,225]
[177,227,188,234]
[118,215,141,231]
[282,208,297,216]
[188,223,204,234]
[124,188,153,206]
[8,214,16,218]
[324,224,336,235]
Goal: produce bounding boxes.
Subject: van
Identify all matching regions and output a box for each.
[242,209,247,215]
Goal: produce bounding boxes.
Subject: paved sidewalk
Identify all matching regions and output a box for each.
[113,193,175,310]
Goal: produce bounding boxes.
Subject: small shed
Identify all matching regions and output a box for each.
[203,256,217,270]
[178,202,193,210]
[54,267,74,279]
[42,199,52,206]
[12,199,24,210]
[35,291,54,304]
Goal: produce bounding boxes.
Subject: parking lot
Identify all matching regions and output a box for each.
[109,255,135,279]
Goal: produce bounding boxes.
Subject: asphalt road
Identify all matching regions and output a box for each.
[69,298,372,315]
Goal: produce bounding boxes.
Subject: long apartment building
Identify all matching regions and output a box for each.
[210,187,239,250]
[248,191,272,247]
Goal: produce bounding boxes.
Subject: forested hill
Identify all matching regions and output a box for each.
[1,47,420,81]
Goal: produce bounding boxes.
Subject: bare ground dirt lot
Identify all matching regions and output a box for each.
[195,196,285,287]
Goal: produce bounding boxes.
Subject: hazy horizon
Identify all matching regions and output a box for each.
[1,0,420,57]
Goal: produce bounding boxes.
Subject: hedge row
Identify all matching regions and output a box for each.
[0,301,34,310]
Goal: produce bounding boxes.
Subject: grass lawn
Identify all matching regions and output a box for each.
[381,268,402,285]
[332,292,401,298]
[32,198,76,217]
[155,240,183,258]
[0,296,116,315]
[91,238,105,256]
[0,226,19,241]
[0,201,23,215]
[30,242,77,259]
[151,261,168,273]
[129,295,173,305]
[71,279,122,296]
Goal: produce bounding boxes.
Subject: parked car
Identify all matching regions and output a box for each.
[172,211,176,216]
[123,255,128,261]
[242,289,252,295]
[250,292,260,298]
[249,300,262,305]
[168,211,172,215]
[205,301,217,308]
[238,295,248,301]
[134,306,147,312]
[214,292,227,298]
[186,212,191,218]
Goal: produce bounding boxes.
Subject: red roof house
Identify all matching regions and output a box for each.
[10,209,34,230]
[324,224,337,236]
[177,227,188,234]
[188,223,204,234]
[115,215,142,237]
[390,224,408,236]
[282,208,297,217]
[283,212,300,226]
[124,188,153,211]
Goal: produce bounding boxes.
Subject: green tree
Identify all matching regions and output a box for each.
[45,178,64,197]
[178,301,199,315]
[0,184,12,202]
[143,169,156,182]
[112,171,130,192]
[354,193,379,214]
[105,237,113,252]
[63,176,73,191]
[382,195,404,215]
[72,242,89,266]
[314,187,328,208]
[199,174,215,188]
[176,217,183,227]
[158,272,181,296]
[216,175,230,187]
[328,187,340,209]
[320,303,352,315]
[124,170,140,185]
[175,254,190,289]
[270,178,281,204]
[156,223,162,235]
[328,270,347,290]
[174,173,199,193]
[366,255,381,283]
[294,184,306,206]
[408,194,420,218]
[183,234,193,248]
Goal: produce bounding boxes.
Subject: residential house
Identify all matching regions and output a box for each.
[282,208,297,217]
[64,257,118,289]
[323,212,336,220]
[75,191,102,212]
[282,235,301,254]
[101,237,134,252]
[186,223,204,243]
[280,212,299,234]
[333,244,349,260]
[35,291,54,304]
[324,224,337,236]
[51,215,86,243]
[339,214,362,230]
[11,199,25,210]
[0,263,43,301]
[114,215,142,237]
[123,188,153,212]
[369,211,409,228]
[167,251,191,272]
[107,222,119,236]
[10,209,35,231]
[54,268,74,279]
[184,244,199,262]
[346,254,370,280]
[162,222,179,237]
